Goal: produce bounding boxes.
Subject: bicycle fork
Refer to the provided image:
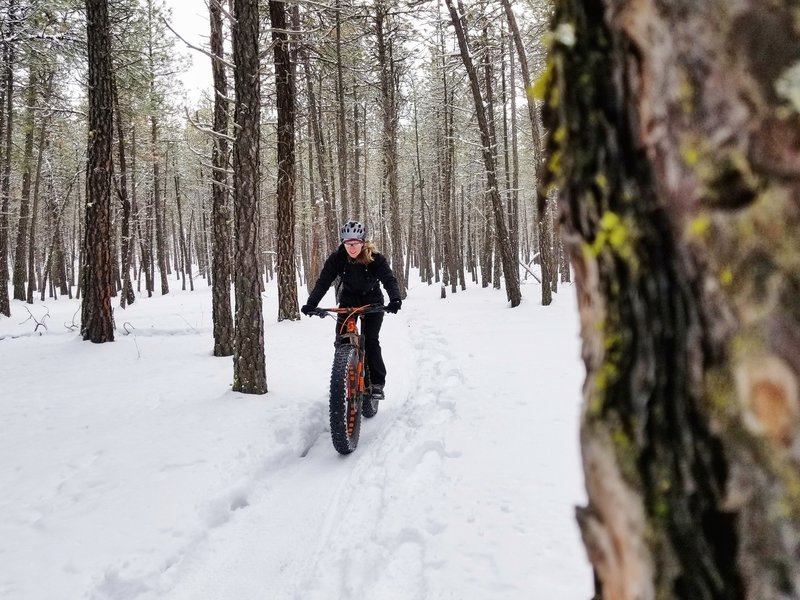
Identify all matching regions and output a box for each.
[339,328,367,437]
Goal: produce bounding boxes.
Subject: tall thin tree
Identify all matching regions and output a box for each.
[112,74,135,308]
[209,0,233,356]
[82,0,115,342]
[147,0,169,295]
[231,0,267,393]
[271,0,299,322]
[12,69,37,300]
[0,0,14,317]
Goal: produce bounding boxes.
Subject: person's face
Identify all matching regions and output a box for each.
[344,240,363,258]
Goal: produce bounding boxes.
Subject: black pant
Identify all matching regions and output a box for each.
[335,312,386,386]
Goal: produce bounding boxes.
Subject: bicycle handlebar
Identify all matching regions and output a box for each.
[311,304,386,319]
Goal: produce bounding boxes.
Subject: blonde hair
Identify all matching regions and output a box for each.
[354,240,378,265]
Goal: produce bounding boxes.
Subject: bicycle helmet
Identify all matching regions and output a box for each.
[339,220,366,242]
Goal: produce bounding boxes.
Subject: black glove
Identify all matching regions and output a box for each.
[301,304,317,316]
[385,299,402,314]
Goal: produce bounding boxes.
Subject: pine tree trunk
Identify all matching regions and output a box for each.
[232,0,267,394]
[186,209,195,291]
[458,185,467,290]
[271,0,299,322]
[82,0,115,343]
[26,75,54,304]
[151,116,168,294]
[0,0,15,317]
[351,86,362,222]
[546,1,800,598]
[446,94,458,295]
[537,189,554,305]
[209,0,234,356]
[404,178,414,285]
[413,97,433,285]
[112,75,135,308]
[508,27,520,260]
[131,123,153,298]
[13,72,37,301]
[334,0,349,220]
[173,156,189,291]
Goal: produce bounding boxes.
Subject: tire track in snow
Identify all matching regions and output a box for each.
[295,307,465,600]
[87,396,332,600]
[122,307,463,600]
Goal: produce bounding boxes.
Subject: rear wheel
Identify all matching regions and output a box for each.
[329,345,363,454]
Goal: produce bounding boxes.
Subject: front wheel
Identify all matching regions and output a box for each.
[329,345,363,454]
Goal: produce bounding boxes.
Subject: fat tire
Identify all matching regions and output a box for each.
[329,345,362,454]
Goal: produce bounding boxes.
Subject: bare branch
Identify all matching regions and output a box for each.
[518,261,542,283]
[21,305,50,332]
[162,16,235,70]
[185,108,236,142]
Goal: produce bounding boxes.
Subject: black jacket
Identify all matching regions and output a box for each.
[307,245,401,308]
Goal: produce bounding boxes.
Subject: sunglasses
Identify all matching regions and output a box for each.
[343,241,363,248]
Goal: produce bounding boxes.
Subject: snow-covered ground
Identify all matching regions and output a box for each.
[0,272,593,600]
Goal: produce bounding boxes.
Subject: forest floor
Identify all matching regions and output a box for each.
[0,271,593,599]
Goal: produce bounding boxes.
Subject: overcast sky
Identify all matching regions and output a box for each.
[163,0,212,101]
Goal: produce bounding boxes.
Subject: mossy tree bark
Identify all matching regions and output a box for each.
[545,1,800,599]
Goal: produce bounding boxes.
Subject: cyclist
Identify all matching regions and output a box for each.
[301,220,402,401]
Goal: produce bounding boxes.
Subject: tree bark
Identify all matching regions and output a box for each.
[351,82,362,222]
[232,0,267,394]
[209,0,234,356]
[82,0,115,343]
[545,1,800,598]
[173,153,190,291]
[270,0,299,322]
[0,0,15,317]
[148,0,168,296]
[334,0,349,220]
[412,96,433,285]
